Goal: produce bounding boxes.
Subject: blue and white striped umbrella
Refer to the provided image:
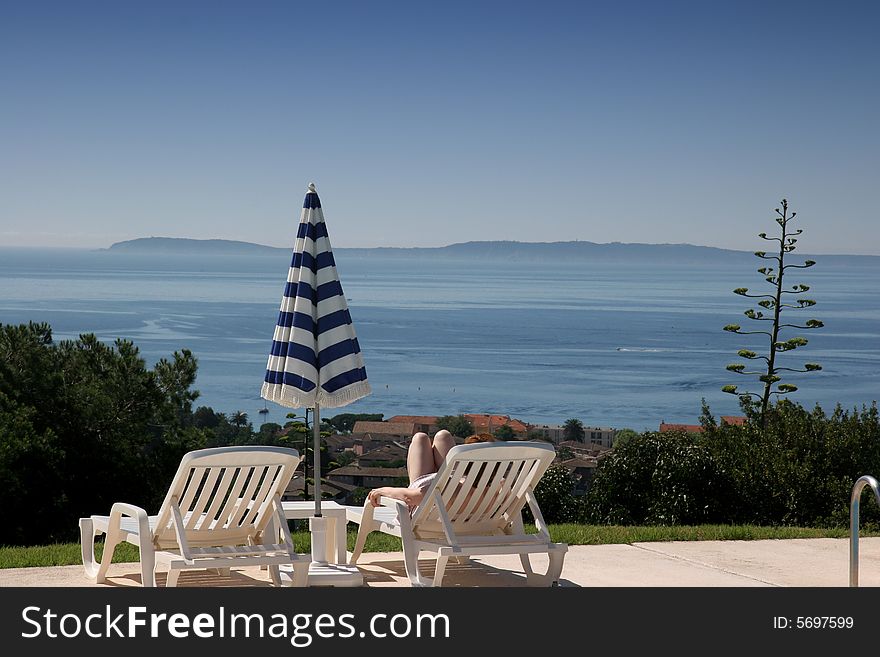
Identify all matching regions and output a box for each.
[262,182,370,513]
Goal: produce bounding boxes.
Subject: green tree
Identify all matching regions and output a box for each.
[0,322,207,545]
[563,418,586,442]
[284,412,313,500]
[493,424,515,440]
[257,422,283,441]
[436,414,474,438]
[230,410,250,429]
[192,406,223,429]
[723,199,824,426]
[612,428,640,448]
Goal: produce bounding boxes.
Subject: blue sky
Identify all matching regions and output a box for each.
[1,1,878,253]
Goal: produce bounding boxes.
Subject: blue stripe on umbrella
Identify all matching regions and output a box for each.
[275,310,315,331]
[303,192,321,209]
[290,251,336,271]
[318,339,361,365]
[316,308,353,333]
[264,369,317,392]
[268,340,317,362]
[282,280,344,303]
[323,367,369,393]
[296,220,329,242]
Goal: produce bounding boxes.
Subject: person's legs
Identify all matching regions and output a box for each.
[431,429,456,470]
[407,432,435,483]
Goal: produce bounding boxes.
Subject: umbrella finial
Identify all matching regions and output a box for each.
[308,182,317,193]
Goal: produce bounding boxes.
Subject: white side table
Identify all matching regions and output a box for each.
[280,500,349,564]
[280,500,363,587]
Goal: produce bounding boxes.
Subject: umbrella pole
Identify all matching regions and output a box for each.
[309,403,328,565]
[313,403,322,517]
[302,402,363,587]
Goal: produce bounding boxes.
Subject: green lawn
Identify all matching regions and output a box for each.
[1,524,872,569]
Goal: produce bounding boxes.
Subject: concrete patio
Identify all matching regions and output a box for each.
[3,536,880,587]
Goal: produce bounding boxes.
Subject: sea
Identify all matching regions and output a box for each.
[1,246,878,432]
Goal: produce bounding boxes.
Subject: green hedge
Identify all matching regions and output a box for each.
[584,400,880,527]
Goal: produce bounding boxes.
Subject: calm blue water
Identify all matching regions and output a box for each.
[1,247,878,431]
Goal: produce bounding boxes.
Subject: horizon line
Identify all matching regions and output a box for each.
[2,237,879,258]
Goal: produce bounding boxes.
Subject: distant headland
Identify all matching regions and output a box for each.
[104,237,877,265]
[104,237,285,255]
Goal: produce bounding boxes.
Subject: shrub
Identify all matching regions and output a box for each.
[531,465,585,523]
[585,401,880,528]
[585,431,731,525]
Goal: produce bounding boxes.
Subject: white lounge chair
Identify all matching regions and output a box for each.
[80,446,309,587]
[346,441,568,587]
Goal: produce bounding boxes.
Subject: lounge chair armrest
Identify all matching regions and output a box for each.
[108,502,150,522]
[377,497,409,514]
[106,502,153,544]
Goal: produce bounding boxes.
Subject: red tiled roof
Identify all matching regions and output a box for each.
[385,415,439,425]
[658,423,704,433]
[463,414,529,433]
[352,421,415,435]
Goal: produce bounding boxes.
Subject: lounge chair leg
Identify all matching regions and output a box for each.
[545,550,565,586]
[268,564,281,586]
[403,548,431,587]
[433,553,450,587]
[166,568,180,588]
[348,523,372,565]
[290,561,309,587]
[138,541,157,587]
[80,518,105,582]
[93,521,127,585]
[519,553,535,579]
[524,550,566,587]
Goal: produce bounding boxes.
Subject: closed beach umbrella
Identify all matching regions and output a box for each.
[262,182,370,581]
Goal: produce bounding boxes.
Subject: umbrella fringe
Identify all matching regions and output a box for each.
[317,381,372,408]
[261,381,372,411]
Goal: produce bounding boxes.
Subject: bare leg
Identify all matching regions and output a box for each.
[407,432,435,483]
[432,430,456,470]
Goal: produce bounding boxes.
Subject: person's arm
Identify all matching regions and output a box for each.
[367,486,424,509]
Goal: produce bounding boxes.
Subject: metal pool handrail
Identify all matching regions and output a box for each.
[850,475,880,587]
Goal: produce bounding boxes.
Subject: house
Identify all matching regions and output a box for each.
[282,474,349,503]
[659,416,747,433]
[349,436,384,456]
[325,464,408,491]
[558,456,598,495]
[356,442,408,467]
[324,433,358,454]
[463,414,529,438]
[658,422,704,434]
[558,440,612,459]
[351,420,417,441]
[529,424,567,442]
[384,415,440,434]
[532,424,616,448]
